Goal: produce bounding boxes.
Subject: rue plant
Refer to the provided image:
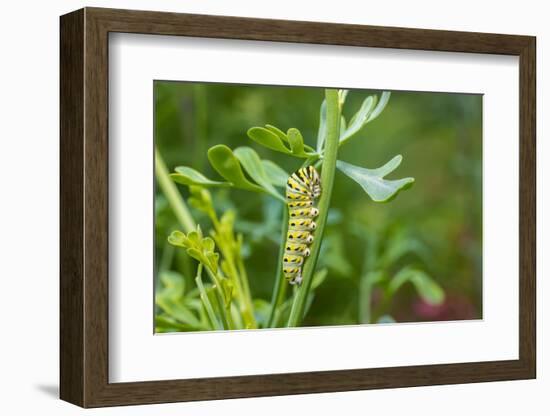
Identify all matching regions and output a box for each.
[157,88,417,330]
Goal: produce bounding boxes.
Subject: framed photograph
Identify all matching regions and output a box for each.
[60,7,536,408]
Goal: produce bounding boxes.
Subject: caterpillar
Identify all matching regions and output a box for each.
[283,166,321,285]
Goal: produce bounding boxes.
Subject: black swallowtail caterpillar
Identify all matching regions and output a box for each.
[283,166,321,285]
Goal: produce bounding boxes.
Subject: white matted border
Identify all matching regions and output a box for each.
[108,33,519,383]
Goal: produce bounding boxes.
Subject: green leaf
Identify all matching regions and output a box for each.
[201,237,216,252]
[336,156,414,202]
[339,92,391,145]
[233,146,285,201]
[207,145,265,193]
[340,95,376,143]
[247,126,316,158]
[170,166,231,188]
[187,229,201,244]
[288,128,316,158]
[176,147,286,200]
[167,230,188,247]
[156,299,201,327]
[185,248,203,263]
[155,271,203,328]
[247,127,292,154]
[367,91,391,123]
[287,128,305,155]
[339,115,347,139]
[338,89,349,108]
[286,128,316,157]
[265,124,289,143]
[262,160,288,187]
[169,227,224,275]
[389,267,445,306]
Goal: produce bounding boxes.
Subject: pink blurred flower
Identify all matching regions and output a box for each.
[413,294,478,321]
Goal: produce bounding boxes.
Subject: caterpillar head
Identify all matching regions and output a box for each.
[310,208,319,217]
[308,166,322,198]
[303,247,311,257]
[309,221,317,230]
[306,235,314,243]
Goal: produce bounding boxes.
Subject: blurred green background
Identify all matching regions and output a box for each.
[155,81,482,329]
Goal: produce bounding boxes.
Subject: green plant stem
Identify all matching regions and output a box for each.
[195,264,222,330]
[236,254,254,319]
[209,209,257,328]
[219,248,256,329]
[267,209,289,328]
[286,89,340,327]
[237,258,252,303]
[204,266,233,329]
[155,147,196,233]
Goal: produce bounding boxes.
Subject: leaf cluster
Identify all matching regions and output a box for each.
[172,90,413,205]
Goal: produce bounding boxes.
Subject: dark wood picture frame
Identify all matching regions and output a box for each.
[60,7,536,408]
